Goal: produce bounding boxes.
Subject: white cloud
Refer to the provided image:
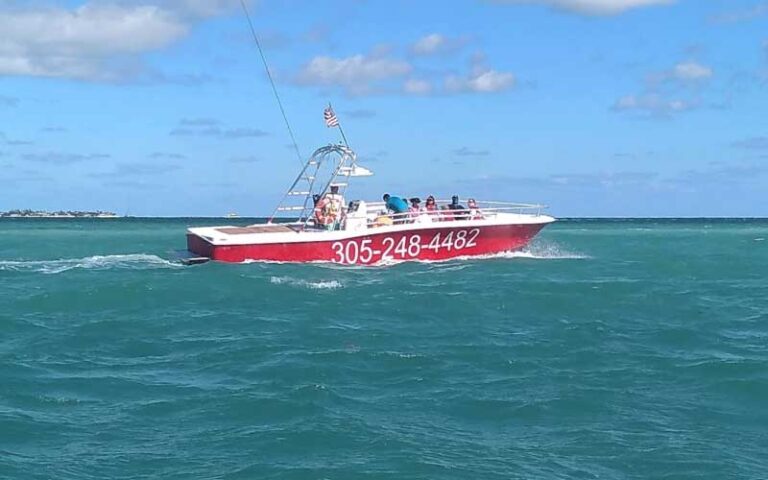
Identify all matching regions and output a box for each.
[446,68,516,93]
[672,61,713,81]
[295,47,512,96]
[410,33,469,56]
[150,0,246,18]
[613,94,696,116]
[0,3,188,80]
[403,78,433,95]
[0,1,250,81]
[444,52,516,93]
[469,69,516,92]
[616,59,713,117]
[296,53,412,95]
[492,0,674,15]
[411,34,446,55]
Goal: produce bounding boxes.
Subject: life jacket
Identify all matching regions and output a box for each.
[314,197,336,225]
[325,193,344,215]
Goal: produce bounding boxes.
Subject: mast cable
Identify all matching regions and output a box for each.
[239,0,304,168]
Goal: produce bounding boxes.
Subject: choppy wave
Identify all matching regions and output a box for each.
[496,242,590,260]
[0,254,181,274]
[269,276,343,290]
[3,218,767,480]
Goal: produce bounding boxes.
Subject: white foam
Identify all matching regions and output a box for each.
[378,351,425,359]
[490,248,590,260]
[241,241,588,268]
[501,240,589,259]
[269,276,343,290]
[371,242,589,265]
[0,254,181,274]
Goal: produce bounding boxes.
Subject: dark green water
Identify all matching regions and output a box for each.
[1,218,767,479]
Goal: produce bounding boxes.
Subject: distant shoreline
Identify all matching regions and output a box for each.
[1,216,766,220]
[0,210,119,218]
[1,215,121,218]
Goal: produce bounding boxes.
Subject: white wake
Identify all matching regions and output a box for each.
[490,242,590,260]
[0,254,181,274]
[269,276,343,290]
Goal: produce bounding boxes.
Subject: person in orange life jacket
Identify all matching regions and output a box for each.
[325,185,345,214]
[314,187,342,230]
[313,196,333,229]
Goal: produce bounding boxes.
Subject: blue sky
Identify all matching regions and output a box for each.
[1,0,767,217]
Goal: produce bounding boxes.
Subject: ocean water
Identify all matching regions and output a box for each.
[1,218,767,479]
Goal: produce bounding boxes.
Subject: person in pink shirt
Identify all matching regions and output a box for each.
[408,197,422,222]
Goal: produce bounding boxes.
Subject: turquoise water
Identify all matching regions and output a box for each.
[1,218,767,479]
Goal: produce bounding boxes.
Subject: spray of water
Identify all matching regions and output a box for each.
[0,254,181,274]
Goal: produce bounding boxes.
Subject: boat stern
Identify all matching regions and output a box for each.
[186,227,217,259]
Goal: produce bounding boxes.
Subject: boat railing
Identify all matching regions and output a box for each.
[305,199,547,230]
[362,201,546,218]
[340,200,547,228]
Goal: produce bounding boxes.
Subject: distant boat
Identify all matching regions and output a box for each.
[225,213,240,218]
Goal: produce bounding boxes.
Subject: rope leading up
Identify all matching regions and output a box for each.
[239,0,304,168]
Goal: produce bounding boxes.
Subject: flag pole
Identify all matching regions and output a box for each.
[329,102,350,147]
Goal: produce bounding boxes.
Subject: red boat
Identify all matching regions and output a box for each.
[187,145,555,265]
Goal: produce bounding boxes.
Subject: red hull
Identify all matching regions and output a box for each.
[187,223,547,265]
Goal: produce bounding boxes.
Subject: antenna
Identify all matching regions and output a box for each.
[239,0,304,168]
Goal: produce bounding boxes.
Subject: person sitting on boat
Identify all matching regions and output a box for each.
[424,195,439,220]
[314,184,345,230]
[325,184,345,214]
[314,195,340,230]
[467,198,484,220]
[447,195,468,220]
[425,195,438,213]
[383,193,408,224]
[439,204,453,221]
[408,197,422,222]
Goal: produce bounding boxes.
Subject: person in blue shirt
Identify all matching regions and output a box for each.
[383,193,408,223]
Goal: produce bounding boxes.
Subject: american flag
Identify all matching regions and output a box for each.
[323,106,339,128]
